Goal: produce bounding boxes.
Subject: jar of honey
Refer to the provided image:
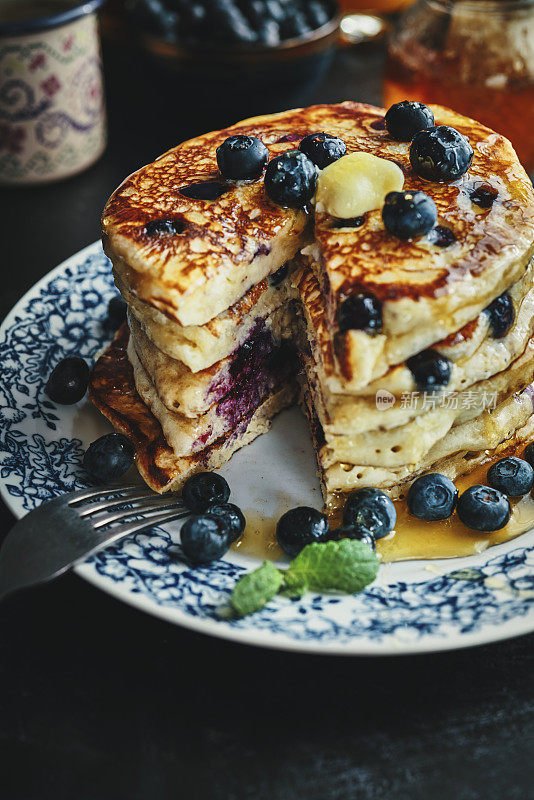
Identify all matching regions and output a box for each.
[384,0,534,174]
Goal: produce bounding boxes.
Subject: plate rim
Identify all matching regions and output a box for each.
[1,240,533,656]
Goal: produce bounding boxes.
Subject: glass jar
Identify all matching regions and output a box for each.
[384,0,534,173]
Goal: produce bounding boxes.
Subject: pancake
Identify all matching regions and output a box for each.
[296,257,534,397]
[128,336,297,458]
[90,326,298,493]
[96,100,534,512]
[128,304,298,417]
[311,336,534,470]
[297,260,534,435]
[301,383,534,513]
[103,102,534,338]
[118,264,295,372]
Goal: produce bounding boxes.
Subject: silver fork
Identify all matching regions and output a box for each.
[0,485,189,601]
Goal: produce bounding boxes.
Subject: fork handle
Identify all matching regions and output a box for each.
[0,498,187,600]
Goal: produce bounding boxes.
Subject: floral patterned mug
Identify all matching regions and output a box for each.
[0,0,107,185]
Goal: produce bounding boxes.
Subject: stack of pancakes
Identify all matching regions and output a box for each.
[92,102,534,516]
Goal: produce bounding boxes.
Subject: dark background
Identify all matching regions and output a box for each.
[1,37,533,800]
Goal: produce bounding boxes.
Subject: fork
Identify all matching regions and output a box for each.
[0,485,189,601]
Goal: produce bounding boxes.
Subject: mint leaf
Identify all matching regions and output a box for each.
[285,539,379,594]
[282,573,308,599]
[230,561,283,617]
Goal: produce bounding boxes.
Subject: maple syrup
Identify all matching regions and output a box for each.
[384,0,534,173]
[234,459,534,564]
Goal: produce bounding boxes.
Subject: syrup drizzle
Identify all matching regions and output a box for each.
[233,460,534,564]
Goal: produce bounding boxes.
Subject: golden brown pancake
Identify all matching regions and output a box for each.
[90,326,297,493]
[96,101,534,507]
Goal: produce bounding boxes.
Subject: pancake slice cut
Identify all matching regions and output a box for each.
[117,263,296,373]
[89,325,298,493]
[128,335,298,458]
[128,304,299,418]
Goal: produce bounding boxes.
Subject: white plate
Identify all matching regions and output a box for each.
[1,241,534,654]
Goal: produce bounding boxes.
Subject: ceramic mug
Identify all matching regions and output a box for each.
[0,0,107,185]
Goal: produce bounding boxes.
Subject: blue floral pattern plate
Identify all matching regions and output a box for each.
[1,242,534,654]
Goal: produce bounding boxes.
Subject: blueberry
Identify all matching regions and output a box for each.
[83,433,135,484]
[216,135,269,181]
[306,0,331,28]
[456,485,511,531]
[342,488,396,540]
[382,191,437,240]
[257,18,280,45]
[180,514,231,565]
[179,181,230,201]
[426,225,456,248]
[332,216,365,229]
[107,295,127,328]
[410,125,473,182]
[468,182,498,208]
[45,356,90,405]
[385,101,435,141]
[207,502,246,541]
[484,292,514,338]
[182,472,230,512]
[269,262,289,287]
[407,349,451,393]
[298,132,347,169]
[338,293,382,335]
[524,443,534,469]
[276,506,329,557]
[145,218,187,236]
[329,524,376,550]
[407,473,458,521]
[487,457,534,497]
[264,150,317,208]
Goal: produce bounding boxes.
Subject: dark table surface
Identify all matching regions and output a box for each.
[1,38,533,800]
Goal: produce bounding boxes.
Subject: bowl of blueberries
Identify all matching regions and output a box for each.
[125,0,340,114]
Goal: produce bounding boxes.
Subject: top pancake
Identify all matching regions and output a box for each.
[103,101,534,333]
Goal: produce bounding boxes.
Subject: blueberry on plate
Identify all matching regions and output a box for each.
[342,488,396,540]
[484,292,514,339]
[407,473,458,521]
[83,433,135,484]
[330,524,376,550]
[456,485,511,531]
[385,101,435,142]
[182,472,230,513]
[264,150,317,208]
[207,502,246,542]
[298,132,347,169]
[407,349,452,393]
[487,457,534,497]
[180,514,231,565]
[216,135,269,181]
[382,190,437,239]
[338,293,382,335]
[45,356,90,405]
[276,506,329,557]
[524,442,534,469]
[107,295,127,328]
[410,125,473,182]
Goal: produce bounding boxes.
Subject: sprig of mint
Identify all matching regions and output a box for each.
[285,539,379,594]
[230,539,379,618]
[230,560,283,617]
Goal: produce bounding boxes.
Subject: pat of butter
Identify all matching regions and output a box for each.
[315,152,404,218]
